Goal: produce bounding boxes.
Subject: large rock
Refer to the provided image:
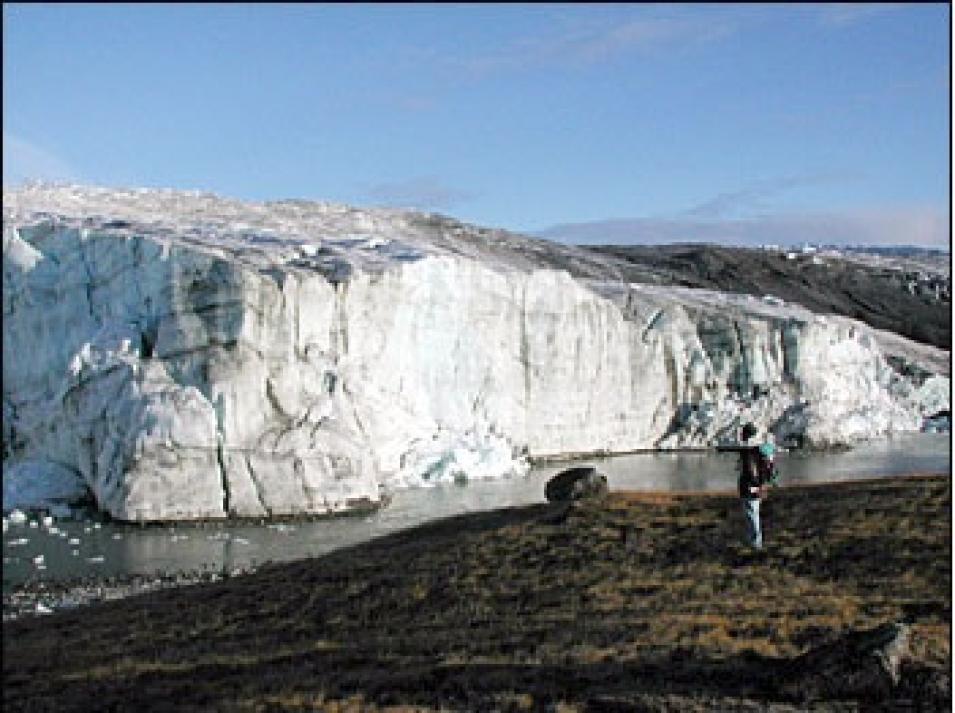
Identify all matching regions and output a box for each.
[544,466,609,503]
[780,622,911,703]
[2,185,949,521]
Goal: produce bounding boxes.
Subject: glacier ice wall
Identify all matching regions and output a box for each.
[3,186,948,521]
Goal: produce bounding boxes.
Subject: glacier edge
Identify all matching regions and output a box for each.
[2,185,949,521]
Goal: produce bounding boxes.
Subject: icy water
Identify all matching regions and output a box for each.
[3,432,949,589]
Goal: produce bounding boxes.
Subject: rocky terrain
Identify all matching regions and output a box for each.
[585,243,951,349]
[2,184,950,521]
[2,567,254,623]
[3,474,949,711]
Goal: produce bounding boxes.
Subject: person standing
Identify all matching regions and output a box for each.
[718,422,773,550]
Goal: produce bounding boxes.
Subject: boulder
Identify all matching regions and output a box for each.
[780,622,910,702]
[544,466,608,503]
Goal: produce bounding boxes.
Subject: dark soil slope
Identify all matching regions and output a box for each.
[3,475,949,712]
[588,244,951,349]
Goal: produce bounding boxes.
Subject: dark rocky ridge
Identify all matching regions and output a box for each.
[584,243,951,349]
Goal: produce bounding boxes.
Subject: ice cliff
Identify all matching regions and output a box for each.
[3,185,949,521]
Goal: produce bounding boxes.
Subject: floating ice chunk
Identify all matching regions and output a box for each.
[7,538,29,547]
[32,554,45,565]
[112,533,122,540]
[41,515,54,528]
[29,521,38,528]
[7,509,27,525]
[87,556,105,563]
[68,538,81,545]
[72,550,79,556]
[35,603,53,615]
[2,519,6,533]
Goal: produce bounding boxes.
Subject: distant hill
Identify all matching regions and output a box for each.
[582,243,951,350]
[840,245,949,257]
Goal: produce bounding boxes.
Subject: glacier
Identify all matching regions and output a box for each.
[2,184,949,521]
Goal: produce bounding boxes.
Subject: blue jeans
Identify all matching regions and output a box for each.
[742,498,762,549]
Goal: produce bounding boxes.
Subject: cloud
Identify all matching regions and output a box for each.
[2,133,79,186]
[453,13,736,79]
[559,16,735,64]
[818,3,905,28]
[681,174,856,220]
[539,206,949,250]
[365,176,476,211]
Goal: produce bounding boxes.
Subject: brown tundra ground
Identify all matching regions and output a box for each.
[3,474,950,712]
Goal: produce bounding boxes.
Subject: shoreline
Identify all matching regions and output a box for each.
[3,471,948,622]
[526,441,857,464]
[2,565,260,623]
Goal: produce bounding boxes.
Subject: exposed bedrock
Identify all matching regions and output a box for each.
[3,187,948,521]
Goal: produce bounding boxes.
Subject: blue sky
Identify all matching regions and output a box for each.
[3,3,950,247]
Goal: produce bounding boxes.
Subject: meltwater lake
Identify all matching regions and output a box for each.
[3,432,950,589]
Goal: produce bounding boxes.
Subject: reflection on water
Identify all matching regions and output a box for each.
[3,432,949,588]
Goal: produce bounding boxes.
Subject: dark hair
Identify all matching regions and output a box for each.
[741,423,757,441]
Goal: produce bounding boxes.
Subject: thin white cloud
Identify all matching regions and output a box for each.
[681,174,857,220]
[2,133,78,186]
[759,207,948,248]
[564,16,735,64]
[540,205,949,250]
[365,176,475,211]
[375,10,739,109]
[453,13,736,79]
[818,3,905,28]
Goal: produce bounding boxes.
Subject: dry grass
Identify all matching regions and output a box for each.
[3,474,949,711]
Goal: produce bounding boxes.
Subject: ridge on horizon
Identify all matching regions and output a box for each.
[4,180,949,254]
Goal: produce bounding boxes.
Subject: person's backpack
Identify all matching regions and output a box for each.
[755,442,779,485]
